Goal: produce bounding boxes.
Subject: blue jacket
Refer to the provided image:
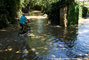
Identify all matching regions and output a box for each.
[19,16,27,24]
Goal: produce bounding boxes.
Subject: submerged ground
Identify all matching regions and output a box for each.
[0,11,89,60]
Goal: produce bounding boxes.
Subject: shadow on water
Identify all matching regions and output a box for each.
[0,27,36,60]
[0,11,89,60]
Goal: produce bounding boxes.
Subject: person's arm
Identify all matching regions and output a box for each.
[25,19,31,24]
[24,17,28,23]
[27,19,30,23]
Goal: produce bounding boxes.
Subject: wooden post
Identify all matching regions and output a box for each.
[60,6,67,27]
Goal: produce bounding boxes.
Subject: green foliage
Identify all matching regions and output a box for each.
[75,0,89,18]
[0,15,9,29]
[28,0,59,11]
[88,9,89,14]
[82,6,88,17]
[0,0,31,28]
[0,0,81,28]
[45,1,60,25]
[45,0,80,26]
[67,5,79,26]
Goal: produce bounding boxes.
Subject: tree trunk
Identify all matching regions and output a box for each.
[60,6,67,27]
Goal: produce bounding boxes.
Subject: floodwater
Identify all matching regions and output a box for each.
[0,11,89,60]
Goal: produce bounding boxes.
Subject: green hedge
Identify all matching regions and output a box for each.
[67,5,79,26]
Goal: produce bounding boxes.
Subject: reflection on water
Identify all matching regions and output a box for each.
[0,13,89,60]
[27,17,89,59]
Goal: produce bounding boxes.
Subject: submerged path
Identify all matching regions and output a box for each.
[0,11,89,60]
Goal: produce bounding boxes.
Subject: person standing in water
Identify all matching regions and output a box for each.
[19,14,28,33]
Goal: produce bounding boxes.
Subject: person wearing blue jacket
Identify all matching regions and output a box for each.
[19,14,28,31]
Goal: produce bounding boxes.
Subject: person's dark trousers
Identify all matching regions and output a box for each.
[20,24,26,34]
[20,24,24,31]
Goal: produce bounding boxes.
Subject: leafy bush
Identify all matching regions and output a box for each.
[0,0,31,28]
[45,1,60,25]
[67,5,79,26]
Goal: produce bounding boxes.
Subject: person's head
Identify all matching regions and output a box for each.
[22,14,25,16]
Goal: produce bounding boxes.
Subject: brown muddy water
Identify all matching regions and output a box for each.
[0,11,89,60]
